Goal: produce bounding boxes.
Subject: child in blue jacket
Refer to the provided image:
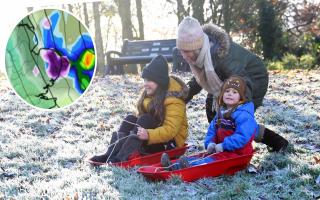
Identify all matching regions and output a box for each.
[161,75,258,170]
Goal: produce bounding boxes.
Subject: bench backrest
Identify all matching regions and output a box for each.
[121,39,176,57]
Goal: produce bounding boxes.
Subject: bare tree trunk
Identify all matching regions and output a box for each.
[223,0,231,33]
[83,2,90,28]
[105,18,112,50]
[93,2,105,76]
[115,0,136,74]
[135,0,144,40]
[177,0,186,24]
[68,4,73,13]
[191,0,205,24]
[116,0,134,40]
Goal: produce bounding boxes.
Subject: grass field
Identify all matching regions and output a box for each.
[0,70,319,199]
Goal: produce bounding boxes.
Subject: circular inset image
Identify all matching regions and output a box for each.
[5,9,96,110]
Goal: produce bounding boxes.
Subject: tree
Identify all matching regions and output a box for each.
[93,2,105,76]
[135,0,144,40]
[258,0,283,60]
[83,2,90,28]
[176,0,188,24]
[283,1,320,60]
[68,4,73,13]
[115,0,134,40]
[191,0,205,24]
[222,0,230,33]
[115,0,137,74]
[100,3,117,50]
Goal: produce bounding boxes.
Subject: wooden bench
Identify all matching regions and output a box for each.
[106,39,189,74]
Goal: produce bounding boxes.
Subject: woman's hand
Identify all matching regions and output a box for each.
[137,127,149,140]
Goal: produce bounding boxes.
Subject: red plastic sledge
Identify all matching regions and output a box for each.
[137,152,253,182]
[87,145,189,168]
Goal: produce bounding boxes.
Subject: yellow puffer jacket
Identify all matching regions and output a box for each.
[142,76,188,147]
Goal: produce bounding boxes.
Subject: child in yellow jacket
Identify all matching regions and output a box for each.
[90,55,188,163]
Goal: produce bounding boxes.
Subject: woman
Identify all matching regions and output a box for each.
[176,16,288,152]
[90,55,188,163]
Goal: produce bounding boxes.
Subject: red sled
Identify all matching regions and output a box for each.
[87,145,189,168]
[137,152,253,182]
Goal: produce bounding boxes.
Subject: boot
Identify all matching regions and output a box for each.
[89,132,126,163]
[261,128,289,152]
[178,156,190,169]
[114,134,143,162]
[161,153,173,171]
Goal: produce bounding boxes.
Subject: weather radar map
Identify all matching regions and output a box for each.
[5,9,96,109]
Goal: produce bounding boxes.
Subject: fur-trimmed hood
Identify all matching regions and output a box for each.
[202,23,231,59]
[166,76,189,101]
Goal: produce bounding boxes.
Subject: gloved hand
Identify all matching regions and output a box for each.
[215,143,224,153]
[207,142,216,154]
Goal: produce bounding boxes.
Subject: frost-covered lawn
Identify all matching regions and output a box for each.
[0,70,319,199]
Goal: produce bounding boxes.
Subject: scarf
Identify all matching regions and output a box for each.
[190,34,222,99]
[189,34,223,111]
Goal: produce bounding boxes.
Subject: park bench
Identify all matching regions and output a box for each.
[106,39,189,74]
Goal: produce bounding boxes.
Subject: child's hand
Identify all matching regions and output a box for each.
[137,127,149,140]
[215,143,224,153]
[207,142,216,154]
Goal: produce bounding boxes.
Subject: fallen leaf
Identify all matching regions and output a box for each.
[247,164,258,174]
[314,156,320,164]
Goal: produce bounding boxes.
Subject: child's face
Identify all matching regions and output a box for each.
[143,79,158,95]
[223,88,241,108]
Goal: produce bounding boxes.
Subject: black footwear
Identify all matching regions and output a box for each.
[178,156,190,169]
[90,132,127,163]
[105,132,127,162]
[261,128,289,152]
[89,154,109,163]
[115,134,143,162]
[161,153,172,170]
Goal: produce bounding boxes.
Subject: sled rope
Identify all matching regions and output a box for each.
[105,119,141,163]
[154,153,217,172]
[106,134,130,163]
[122,119,142,127]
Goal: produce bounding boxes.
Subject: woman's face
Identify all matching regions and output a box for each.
[223,88,241,108]
[143,79,158,95]
[180,50,199,65]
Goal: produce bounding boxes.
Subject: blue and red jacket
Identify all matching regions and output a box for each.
[204,102,257,155]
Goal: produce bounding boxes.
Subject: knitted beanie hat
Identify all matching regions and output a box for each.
[218,75,247,106]
[177,16,204,51]
[142,55,169,89]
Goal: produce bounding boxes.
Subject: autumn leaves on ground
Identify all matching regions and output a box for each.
[0,70,319,199]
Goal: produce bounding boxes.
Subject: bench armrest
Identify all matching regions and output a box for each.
[106,51,123,66]
[106,51,123,58]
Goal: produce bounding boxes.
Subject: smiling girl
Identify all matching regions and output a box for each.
[90,55,188,163]
[161,76,257,170]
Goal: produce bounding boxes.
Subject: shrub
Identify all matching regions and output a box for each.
[267,61,284,70]
[299,54,316,69]
[281,53,299,69]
